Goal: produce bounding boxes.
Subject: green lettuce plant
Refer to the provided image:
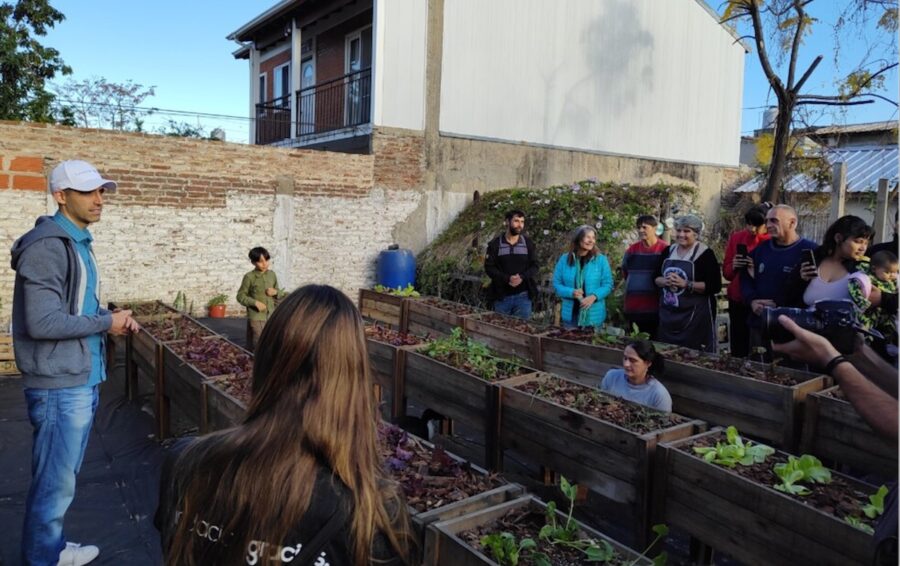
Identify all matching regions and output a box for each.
[693,426,774,468]
[773,454,832,496]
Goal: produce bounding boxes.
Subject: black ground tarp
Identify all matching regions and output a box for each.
[0,317,247,565]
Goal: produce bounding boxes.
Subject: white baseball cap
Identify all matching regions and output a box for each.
[48,160,117,193]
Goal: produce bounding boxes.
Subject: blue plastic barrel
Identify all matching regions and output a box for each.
[376,248,416,289]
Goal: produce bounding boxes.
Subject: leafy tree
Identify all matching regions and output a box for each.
[0,0,71,122]
[157,119,206,138]
[55,77,156,131]
[721,0,898,203]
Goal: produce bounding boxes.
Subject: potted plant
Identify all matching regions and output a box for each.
[206,293,228,318]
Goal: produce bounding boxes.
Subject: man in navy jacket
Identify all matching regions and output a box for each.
[741,204,817,357]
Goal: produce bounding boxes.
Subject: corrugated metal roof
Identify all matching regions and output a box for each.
[804,121,898,137]
[735,145,899,193]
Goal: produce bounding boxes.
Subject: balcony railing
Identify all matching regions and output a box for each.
[296,68,371,139]
[255,94,291,145]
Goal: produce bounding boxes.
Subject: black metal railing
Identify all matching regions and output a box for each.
[255,94,291,145]
[296,68,371,138]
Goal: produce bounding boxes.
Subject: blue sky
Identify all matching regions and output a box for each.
[42,1,898,143]
[44,0,272,142]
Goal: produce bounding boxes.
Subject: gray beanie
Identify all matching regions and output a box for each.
[674,214,703,234]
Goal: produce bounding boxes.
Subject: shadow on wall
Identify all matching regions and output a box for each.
[551,0,655,143]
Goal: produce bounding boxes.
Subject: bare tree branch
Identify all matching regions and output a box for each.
[794,55,823,93]
[796,99,875,106]
[786,0,809,90]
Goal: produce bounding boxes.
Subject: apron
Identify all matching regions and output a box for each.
[658,243,717,352]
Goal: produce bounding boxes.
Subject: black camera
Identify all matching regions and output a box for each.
[762,299,857,354]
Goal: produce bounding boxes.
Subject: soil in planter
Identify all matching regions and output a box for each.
[419,297,484,316]
[125,301,172,317]
[544,327,597,344]
[140,317,216,342]
[661,347,803,386]
[422,329,529,382]
[686,433,880,532]
[516,373,684,434]
[364,323,426,346]
[475,312,544,335]
[378,423,503,513]
[824,387,846,400]
[459,506,632,566]
[208,371,253,405]
[169,337,253,378]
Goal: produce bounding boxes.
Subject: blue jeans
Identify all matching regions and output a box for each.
[493,292,532,320]
[22,385,99,566]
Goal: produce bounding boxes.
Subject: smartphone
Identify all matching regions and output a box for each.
[802,248,816,268]
[736,243,748,257]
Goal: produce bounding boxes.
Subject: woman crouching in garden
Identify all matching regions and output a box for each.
[156,285,412,565]
[552,225,614,328]
[600,339,672,412]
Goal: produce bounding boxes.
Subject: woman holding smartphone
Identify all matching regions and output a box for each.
[722,206,769,357]
[785,215,875,312]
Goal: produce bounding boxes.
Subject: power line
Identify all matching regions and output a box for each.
[54,98,254,122]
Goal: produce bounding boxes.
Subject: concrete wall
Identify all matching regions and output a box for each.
[438,0,745,167]
[381,126,737,252]
[0,121,422,326]
[373,0,428,131]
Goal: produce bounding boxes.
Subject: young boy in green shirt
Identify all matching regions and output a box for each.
[237,247,283,350]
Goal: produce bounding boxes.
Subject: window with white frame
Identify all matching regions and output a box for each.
[274,62,290,107]
[258,74,266,105]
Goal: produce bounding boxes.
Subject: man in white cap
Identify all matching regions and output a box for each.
[10,160,139,566]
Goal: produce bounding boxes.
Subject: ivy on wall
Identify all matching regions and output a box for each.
[417,179,697,324]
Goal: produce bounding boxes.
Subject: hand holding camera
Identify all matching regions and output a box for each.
[763,299,858,355]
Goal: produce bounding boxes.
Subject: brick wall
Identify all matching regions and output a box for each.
[260,49,292,102]
[0,121,422,326]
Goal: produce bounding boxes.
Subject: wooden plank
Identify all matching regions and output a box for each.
[660,433,874,565]
[801,388,897,478]
[404,355,493,434]
[358,289,409,328]
[0,336,18,375]
[406,299,475,338]
[462,315,544,366]
[414,484,523,565]
[425,495,652,566]
[500,381,644,456]
[203,379,247,431]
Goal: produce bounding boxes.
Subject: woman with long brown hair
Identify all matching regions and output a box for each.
[156,284,412,565]
[552,225,614,327]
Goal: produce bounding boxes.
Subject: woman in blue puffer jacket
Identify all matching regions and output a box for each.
[553,225,614,327]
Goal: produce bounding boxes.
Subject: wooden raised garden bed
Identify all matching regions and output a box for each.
[539,328,625,384]
[403,335,537,469]
[498,372,704,546]
[358,288,412,328]
[0,335,17,375]
[378,423,523,564]
[801,385,897,479]
[462,312,547,367]
[425,495,653,566]
[405,297,483,338]
[658,347,829,450]
[203,372,251,432]
[160,336,252,438]
[365,324,429,421]
[656,427,879,566]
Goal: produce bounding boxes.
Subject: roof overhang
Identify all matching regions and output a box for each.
[227,0,301,43]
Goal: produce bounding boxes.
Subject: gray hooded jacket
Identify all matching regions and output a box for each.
[10,216,112,388]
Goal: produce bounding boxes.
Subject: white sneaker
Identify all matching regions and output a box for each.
[58,542,100,566]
